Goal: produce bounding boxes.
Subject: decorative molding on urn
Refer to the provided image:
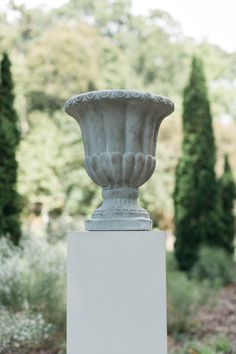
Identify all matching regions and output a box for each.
[65,89,174,109]
[84,152,156,188]
[65,89,175,231]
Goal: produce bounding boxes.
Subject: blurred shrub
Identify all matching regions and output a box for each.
[167,270,212,333]
[191,247,236,287]
[213,336,232,352]
[0,309,52,352]
[21,237,66,326]
[171,336,231,354]
[0,236,66,351]
[0,239,24,310]
[166,251,178,272]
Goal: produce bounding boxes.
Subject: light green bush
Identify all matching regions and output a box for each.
[167,270,212,333]
[191,246,236,287]
[172,341,214,354]
[0,239,25,310]
[170,336,232,354]
[166,251,178,272]
[0,309,52,352]
[0,236,66,350]
[213,336,231,352]
[21,237,66,326]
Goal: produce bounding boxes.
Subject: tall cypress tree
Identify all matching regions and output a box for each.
[174,56,221,271]
[218,155,235,254]
[0,52,21,245]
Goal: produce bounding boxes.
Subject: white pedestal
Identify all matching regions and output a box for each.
[67,231,167,354]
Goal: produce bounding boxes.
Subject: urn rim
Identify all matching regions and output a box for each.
[65,89,175,113]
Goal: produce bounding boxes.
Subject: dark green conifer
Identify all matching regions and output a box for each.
[218,155,235,254]
[0,52,21,244]
[174,57,221,271]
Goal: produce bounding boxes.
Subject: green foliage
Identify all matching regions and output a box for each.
[24,21,129,113]
[218,155,236,254]
[167,269,212,333]
[0,309,52,352]
[166,251,178,272]
[213,336,232,352]
[0,239,24,310]
[56,0,132,37]
[23,23,97,112]
[174,57,222,271]
[21,238,66,327]
[18,110,101,218]
[0,52,21,244]
[0,237,66,350]
[171,336,232,354]
[17,111,65,213]
[0,53,20,145]
[191,247,236,287]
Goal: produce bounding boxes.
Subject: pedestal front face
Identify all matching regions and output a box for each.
[67,232,167,354]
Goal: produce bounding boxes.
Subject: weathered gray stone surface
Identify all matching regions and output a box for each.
[65,90,174,230]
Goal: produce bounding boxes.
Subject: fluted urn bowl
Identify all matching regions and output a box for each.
[65,90,174,231]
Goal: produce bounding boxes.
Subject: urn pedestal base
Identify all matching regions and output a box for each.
[85,187,152,231]
[67,231,167,354]
[86,218,152,231]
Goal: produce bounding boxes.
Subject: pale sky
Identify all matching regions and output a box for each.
[1,0,236,53]
[132,0,236,53]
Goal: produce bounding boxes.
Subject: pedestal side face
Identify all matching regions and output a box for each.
[67,231,167,354]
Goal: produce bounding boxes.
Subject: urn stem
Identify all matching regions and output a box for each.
[85,187,152,231]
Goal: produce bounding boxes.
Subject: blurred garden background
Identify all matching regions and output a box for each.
[0,0,236,353]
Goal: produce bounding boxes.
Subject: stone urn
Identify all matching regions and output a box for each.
[65,90,174,231]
